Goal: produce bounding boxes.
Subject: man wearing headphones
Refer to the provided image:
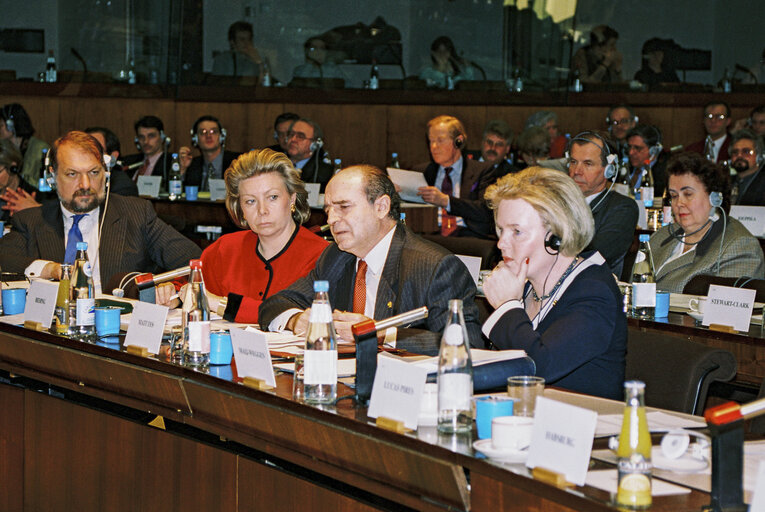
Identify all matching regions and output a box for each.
[267,112,300,154]
[0,103,49,190]
[416,115,493,238]
[684,101,732,164]
[625,124,670,198]
[568,131,639,277]
[122,115,173,189]
[285,117,333,192]
[605,105,638,158]
[0,131,201,295]
[729,129,765,206]
[180,115,240,192]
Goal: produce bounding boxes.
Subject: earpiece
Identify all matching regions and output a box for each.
[544,231,561,254]
[660,429,710,461]
[3,105,15,136]
[604,153,617,180]
[191,126,226,147]
[568,132,618,181]
[709,191,723,208]
[190,128,198,147]
[454,136,464,149]
[310,137,324,153]
[134,130,167,151]
[273,131,279,141]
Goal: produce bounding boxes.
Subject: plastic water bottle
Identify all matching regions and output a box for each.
[168,153,183,200]
[183,259,210,368]
[369,61,379,90]
[630,235,656,318]
[261,58,272,87]
[303,280,338,404]
[333,158,342,175]
[437,299,473,433]
[70,242,96,342]
[45,50,57,83]
[390,152,401,169]
[639,167,654,208]
[616,380,652,509]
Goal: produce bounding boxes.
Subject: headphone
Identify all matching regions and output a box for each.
[46,153,111,191]
[134,130,168,151]
[606,110,638,138]
[2,105,16,136]
[567,132,618,180]
[454,136,465,149]
[709,190,723,208]
[647,125,664,160]
[309,137,324,153]
[191,118,227,147]
[544,231,561,254]
[608,429,710,471]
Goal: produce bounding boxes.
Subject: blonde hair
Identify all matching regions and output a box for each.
[485,166,594,256]
[225,148,310,228]
[427,115,467,142]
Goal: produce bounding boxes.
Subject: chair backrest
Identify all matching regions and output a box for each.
[683,275,765,303]
[625,329,737,415]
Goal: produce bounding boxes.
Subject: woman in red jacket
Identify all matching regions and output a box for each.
[201,148,328,323]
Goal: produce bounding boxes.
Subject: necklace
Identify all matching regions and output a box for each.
[530,257,580,302]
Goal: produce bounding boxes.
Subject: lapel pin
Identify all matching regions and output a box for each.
[387,301,393,309]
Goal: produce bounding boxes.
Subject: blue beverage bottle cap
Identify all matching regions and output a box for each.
[314,280,329,292]
[638,234,650,242]
[392,152,398,158]
[76,242,88,251]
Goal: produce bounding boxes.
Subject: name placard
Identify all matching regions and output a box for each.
[367,354,428,430]
[23,279,58,327]
[124,301,168,354]
[703,284,756,332]
[730,205,765,237]
[750,460,765,511]
[230,327,276,387]
[526,396,598,486]
[305,183,321,208]
[209,179,226,201]
[136,176,162,198]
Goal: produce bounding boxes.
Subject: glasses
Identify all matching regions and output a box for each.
[705,113,727,121]
[730,148,755,157]
[198,128,219,136]
[609,118,633,126]
[287,131,311,141]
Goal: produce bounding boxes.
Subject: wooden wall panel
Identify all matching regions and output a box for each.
[0,384,24,512]
[245,102,288,151]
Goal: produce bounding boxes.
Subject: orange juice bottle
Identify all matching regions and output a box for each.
[616,380,652,509]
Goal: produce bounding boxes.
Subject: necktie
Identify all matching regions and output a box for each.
[440,167,458,236]
[64,214,86,264]
[202,162,215,191]
[353,260,367,315]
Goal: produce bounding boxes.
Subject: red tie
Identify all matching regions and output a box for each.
[440,167,458,236]
[353,260,367,314]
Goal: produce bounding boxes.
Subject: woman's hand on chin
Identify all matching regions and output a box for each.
[483,258,528,309]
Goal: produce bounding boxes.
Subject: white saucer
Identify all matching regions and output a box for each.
[473,439,528,463]
[651,446,708,473]
[687,311,704,322]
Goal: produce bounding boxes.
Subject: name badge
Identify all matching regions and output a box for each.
[230,327,276,387]
[730,205,765,237]
[703,284,756,332]
[24,279,58,327]
[124,301,168,354]
[367,354,428,430]
[137,176,162,198]
[208,179,226,201]
[526,396,598,486]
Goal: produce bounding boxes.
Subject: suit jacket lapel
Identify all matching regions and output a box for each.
[41,202,65,260]
[460,157,481,198]
[374,225,404,319]
[98,200,125,284]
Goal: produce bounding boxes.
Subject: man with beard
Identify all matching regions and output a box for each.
[729,130,765,206]
[0,131,201,295]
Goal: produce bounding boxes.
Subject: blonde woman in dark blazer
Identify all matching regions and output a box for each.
[649,152,764,293]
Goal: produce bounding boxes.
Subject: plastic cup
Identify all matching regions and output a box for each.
[95,306,121,336]
[2,288,27,315]
[209,331,233,365]
[185,186,199,201]
[475,396,515,439]
[655,291,670,318]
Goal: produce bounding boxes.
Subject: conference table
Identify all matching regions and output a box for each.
[0,319,719,512]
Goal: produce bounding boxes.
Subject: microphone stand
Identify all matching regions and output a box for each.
[350,306,428,405]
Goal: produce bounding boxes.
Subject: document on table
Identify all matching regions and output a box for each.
[595,411,706,437]
[386,168,428,204]
[386,348,527,374]
[274,358,357,378]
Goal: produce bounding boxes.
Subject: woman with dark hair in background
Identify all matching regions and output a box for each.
[0,103,49,189]
[419,36,476,88]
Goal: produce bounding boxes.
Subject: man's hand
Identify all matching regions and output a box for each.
[234,39,262,66]
[177,283,223,313]
[286,309,311,336]
[156,282,180,308]
[417,186,449,208]
[0,188,40,215]
[41,262,62,280]
[332,310,371,342]
[178,146,193,174]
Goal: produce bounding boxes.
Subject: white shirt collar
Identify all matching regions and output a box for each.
[358,224,397,275]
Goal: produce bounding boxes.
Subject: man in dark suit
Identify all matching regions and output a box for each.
[684,101,732,164]
[121,115,174,190]
[180,115,240,191]
[415,115,494,238]
[568,131,638,277]
[266,112,299,154]
[625,124,670,198]
[730,129,765,206]
[259,165,481,356]
[84,127,138,198]
[285,117,333,192]
[0,131,201,297]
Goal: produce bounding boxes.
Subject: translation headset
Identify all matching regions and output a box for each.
[544,231,562,255]
[566,131,618,180]
[190,118,227,147]
[647,125,664,160]
[606,110,638,137]
[454,136,465,149]
[609,430,710,471]
[45,153,112,191]
[309,137,324,153]
[134,130,169,151]
[2,105,15,136]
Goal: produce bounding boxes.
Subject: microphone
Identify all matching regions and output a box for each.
[70,47,88,74]
[134,266,191,291]
[735,63,758,83]
[164,136,172,147]
[125,160,144,171]
[351,306,428,338]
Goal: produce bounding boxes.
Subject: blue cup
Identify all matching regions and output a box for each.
[475,396,515,439]
[2,288,26,315]
[0,220,5,238]
[655,291,670,318]
[209,331,233,365]
[209,364,233,381]
[185,186,199,201]
[95,306,121,336]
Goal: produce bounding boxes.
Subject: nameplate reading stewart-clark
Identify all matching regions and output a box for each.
[230,327,276,387]
[703,284,756,332]
[124,301,169,354]
[367,354,429,430]
[526,397,598,486]
[24,280,59,327]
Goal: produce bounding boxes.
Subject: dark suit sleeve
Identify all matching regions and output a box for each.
[0,214,38,273]
[588,196,638,272]
[448,197,494,238]
[108,168,139,197]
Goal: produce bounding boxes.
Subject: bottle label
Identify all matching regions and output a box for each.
[169,180,182,195]
[188,321,211,353]
[76,298,95,326]
[172,162,180,172]
[438,373,472,411]
[304,350,337,385]
[82,261,92,277]
[442,324,464,346]
[309,303,332,323]
[632,283,656,307]
[634,251,646,264]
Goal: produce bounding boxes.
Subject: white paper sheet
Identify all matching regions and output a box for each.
[596,411,706,437]
[586,470,691,496]
[387,168,428,203]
